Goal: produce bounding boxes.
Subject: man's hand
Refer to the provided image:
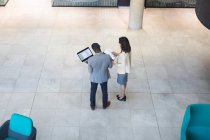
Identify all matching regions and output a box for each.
[112,61,117,65]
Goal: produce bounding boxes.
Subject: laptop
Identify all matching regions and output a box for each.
[77,47,93,62]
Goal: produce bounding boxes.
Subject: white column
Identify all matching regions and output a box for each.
[128,0,145,30]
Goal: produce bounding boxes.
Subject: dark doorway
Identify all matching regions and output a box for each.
[145,0,195,8]
[52,0,118,7]
[118,0,130,6]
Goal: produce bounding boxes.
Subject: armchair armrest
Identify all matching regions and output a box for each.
[181,106,191,140]
[29,127,37,140]
[0,120,10,139]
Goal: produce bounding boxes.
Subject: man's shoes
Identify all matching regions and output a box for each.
[90,106,95,110]
[103,101,111,109]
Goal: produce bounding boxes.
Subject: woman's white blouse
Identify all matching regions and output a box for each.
[117,52,131,74]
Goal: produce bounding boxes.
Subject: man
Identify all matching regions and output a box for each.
[88,43,113,110]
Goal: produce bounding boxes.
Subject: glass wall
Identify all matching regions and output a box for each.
[0,0,9,6]
[52,0,117,7]
[145,0,195,8]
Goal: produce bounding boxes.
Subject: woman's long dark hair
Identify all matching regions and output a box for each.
[119,37,131,53]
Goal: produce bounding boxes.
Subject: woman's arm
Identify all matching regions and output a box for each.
[117,53,126,66]
[112,51,120,57]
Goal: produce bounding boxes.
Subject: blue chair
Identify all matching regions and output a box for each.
[0,113,36,140]
[181,104,210,140]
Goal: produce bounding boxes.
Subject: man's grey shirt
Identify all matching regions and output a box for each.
[88,52,112,83]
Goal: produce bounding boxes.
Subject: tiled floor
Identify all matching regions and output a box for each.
[0,0,210,139]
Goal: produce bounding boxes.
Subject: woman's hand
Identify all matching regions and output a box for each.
[112,51,119,57]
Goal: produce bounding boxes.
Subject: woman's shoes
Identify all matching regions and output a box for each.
[117,95,126,101]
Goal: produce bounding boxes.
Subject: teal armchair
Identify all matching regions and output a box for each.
[0,113,36,140]
[181,104,210,140]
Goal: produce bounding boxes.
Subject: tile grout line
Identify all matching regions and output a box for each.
[29,10,60,140]
[29,14,56,117]
[138,42,163,140]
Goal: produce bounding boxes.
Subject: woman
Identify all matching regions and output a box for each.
[112,37,131,101]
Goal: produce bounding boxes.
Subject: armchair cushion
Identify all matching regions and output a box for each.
[0,121,10,140]
[9,114,33,136]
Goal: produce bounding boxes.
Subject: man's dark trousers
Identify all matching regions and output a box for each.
[90,82,108,108]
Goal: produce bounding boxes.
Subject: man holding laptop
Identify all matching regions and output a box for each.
[87,43,113,110]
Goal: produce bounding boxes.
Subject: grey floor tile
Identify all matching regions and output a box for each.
[143,56,164,68]
[129,67,147,79]
[51,127,79,140]
[162,56,184,68]
[131,109,158,127]
[106,127,134,140]
[19,66,42,79]
[148,79,173,94]
[33,93,59,109]
[7,93,35,110]
[60,78,83,93]
[0,67,21,79]
[36,126,53,140]
[141,46,161,57]
[23,55,45,67]
[40,67,63,79]
[126,79,150,93]
[133,127,161,140]
[62,66,85,79]
[152,93,203,110]
[79,127,106,140]
[155,109,184,127]
[30,109,56,127]
[56,93,82,109]
[169,79,194,94]
[165,66,189,80]
[196,94,210,103]
[37,78,60,93]
[0,79,16,92]
[0,44,10,56]
[81,93,91,109]
[146,67,168,80]
[106,109,131,127]
[128,93,154,109]
[80,109,107,127]
[0,93,11,109]
[47,46,67,55]
[14,78,39,92]
[187,79,210,93]
[185,66,210,80]
[2,55,26,67]
[27,46,49,55]
[54,109,81,127]
[159,127,180,140]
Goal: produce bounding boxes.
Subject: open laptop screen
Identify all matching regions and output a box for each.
[77,47,93,62]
